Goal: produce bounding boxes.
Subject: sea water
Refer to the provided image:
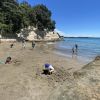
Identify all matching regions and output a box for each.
[54,37,100,63]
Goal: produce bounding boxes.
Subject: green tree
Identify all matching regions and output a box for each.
[19,1,32,28]
[30,4,55,31]
[0,0,22,37]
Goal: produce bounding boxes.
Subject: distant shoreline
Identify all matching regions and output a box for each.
[64,37,100,39]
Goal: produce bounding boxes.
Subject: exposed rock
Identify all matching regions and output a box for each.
[44,31,60,41]
[18,26,61,41]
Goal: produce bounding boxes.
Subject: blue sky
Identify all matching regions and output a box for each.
[19,0,100,37]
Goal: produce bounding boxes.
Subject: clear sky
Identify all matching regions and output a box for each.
[19,0,100,37]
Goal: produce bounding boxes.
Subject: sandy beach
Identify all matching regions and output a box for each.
[0,42,100,100]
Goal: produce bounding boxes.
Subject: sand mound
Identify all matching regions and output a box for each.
[48,57,100,100]
[95,56,100,60]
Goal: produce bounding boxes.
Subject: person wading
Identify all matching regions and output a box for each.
[75,44,78,55]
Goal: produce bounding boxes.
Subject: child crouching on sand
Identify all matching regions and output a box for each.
[43,63,54,75]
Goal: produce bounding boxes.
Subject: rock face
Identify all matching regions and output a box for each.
[44,31,60,41]
[18,26,61,41]
[26,31,37,41]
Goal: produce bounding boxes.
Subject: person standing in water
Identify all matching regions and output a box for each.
[75,44,78,54]
[72,47,75,58]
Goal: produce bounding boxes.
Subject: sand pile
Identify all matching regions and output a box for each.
[48,57,100,100]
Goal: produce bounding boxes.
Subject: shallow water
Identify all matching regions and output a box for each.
[54,37,100,63]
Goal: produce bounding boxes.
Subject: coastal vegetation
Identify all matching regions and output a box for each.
[0,0,55,38]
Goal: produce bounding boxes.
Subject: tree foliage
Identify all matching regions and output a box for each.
[0,0,56,38]
[19,1,32,28]
[0,0,21,36]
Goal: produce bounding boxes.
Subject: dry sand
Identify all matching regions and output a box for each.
[0,42,99,100]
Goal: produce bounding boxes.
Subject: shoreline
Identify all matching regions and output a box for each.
[0,42,99,100]
[54,50,94,64]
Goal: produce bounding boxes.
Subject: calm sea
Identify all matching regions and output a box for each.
[54,37,100,63]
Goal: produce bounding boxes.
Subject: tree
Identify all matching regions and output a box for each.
[30,4,55,31]
[19,1,32,28]
[0,0,22,37]
[47,20,56,31]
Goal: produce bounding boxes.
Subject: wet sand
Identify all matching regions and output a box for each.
[0,42,99,100]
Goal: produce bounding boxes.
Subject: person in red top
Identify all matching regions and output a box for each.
[5,57,12,64]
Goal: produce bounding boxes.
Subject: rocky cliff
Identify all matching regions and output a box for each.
[18,26,61,41]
